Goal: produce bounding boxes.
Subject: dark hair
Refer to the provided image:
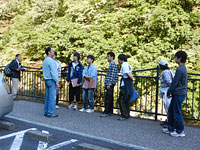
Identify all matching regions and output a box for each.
[16,54,20,57]
[87,55,95,62]
[74,52,80,61]
[107,52,115,59]
[159,64,169,71]
[175,51,187,63]
[54,51,57,57]
[118,54,127,62]
[45,47,52,55]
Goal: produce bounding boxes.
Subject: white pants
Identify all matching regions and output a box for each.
[159,87,172,113]
[12,78,19,99]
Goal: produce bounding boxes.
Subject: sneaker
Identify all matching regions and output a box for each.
[73,105,78,110]
[79,108,86,112]
[170,131,185,137]
[86,109,94,113]
[117,117,127,121]
[162,128,170,134]
[47,114,58,118]
[100,113,109,117]
[56,105,59,109]
[68,104,73,109]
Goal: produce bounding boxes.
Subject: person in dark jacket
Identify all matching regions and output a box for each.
[67,53,83,110]
[9,54,24,99]
[117,54,133,121]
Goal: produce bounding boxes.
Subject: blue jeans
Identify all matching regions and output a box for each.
[83,89,94,109]
[167,95,186,133]
[44,80,56,116]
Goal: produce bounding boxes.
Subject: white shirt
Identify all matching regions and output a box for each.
[72,62,78,69]
[70,62,79,78]
[16,59,20,68]
[55,59,61,81]
[120,62,132,87]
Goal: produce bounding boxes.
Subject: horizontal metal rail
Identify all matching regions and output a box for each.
[0,66,199,121]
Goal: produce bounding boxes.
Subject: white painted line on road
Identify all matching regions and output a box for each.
[37,130,78,150]
[6,115,152,150]
[10,132,25,150]
[0,128,77,150]
[37,130,49,150]
[0,128,37,150]
[0,128,37,140]
[46,139,78,150]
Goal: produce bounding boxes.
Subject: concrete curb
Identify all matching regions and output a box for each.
[0,120,15,130]
[25,130,52,142]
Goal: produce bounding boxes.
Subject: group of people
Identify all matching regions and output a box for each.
[42,47,188,137]
[42,47,133,121]
[8,47,188,138]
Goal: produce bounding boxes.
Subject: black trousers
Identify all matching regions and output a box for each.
[104,85,114,114]
[56,89,59,105]
[118,87,130,118]
[69,83,81,103]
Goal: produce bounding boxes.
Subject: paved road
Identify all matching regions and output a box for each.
[0,117,144,150]
[4,100,200,150]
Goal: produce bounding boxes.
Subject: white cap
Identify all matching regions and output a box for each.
[158,60,168,66]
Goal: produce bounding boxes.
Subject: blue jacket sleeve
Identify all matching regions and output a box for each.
[67,63,71,82]
[90,67,97,80]
[77,64,83,84]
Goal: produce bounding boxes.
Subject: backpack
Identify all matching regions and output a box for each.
[4,64,13,77]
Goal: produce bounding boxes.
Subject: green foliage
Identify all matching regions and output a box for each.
[0,0,199,71]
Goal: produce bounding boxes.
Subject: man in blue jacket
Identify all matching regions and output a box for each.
[43,47,59,118]
[67,53,83,110]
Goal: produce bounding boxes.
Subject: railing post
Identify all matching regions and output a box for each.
[155,66,159,121]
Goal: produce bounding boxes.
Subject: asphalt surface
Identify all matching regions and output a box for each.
[0,117,141,150]
[3,100,200,150]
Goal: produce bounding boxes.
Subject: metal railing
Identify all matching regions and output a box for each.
[0,66,199,121]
